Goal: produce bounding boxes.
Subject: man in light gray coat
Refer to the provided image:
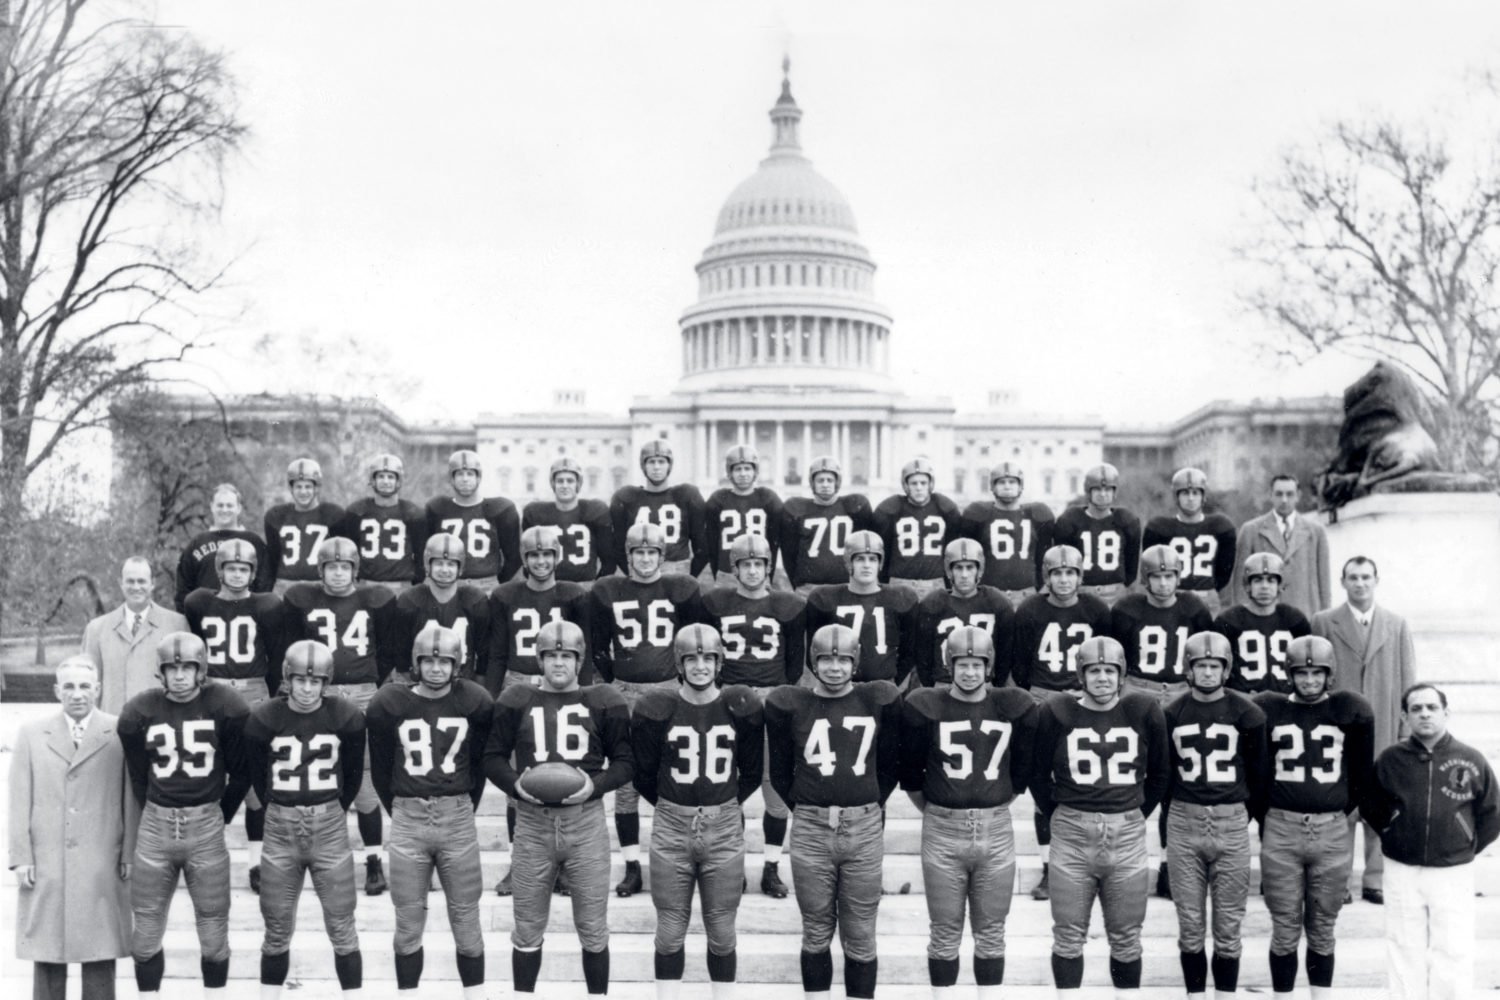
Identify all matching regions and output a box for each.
[8,657,137,999]
[1231,474,1331,620]
[82,556,189,714]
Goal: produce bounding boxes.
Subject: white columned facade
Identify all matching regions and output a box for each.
[802,420,812,473]
[774,421,785,486]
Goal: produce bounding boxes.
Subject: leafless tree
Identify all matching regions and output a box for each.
[0,0,244,628]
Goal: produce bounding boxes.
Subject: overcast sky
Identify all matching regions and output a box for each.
[150,0,1500,426]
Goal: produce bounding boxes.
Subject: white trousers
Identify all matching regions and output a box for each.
[1383,856,1475,1000]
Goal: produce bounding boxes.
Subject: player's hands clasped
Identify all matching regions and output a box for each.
[561,768,595,805]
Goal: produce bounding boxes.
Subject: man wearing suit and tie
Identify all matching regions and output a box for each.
[1231,475,1331,619]
[82,556,191,715]
[8,657,138,1000]
[1312,555,1417,905]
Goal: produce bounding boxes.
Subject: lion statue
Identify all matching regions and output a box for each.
[1317,361,1490,510]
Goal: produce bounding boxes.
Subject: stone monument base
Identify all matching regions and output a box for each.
[1321,491,1500,684]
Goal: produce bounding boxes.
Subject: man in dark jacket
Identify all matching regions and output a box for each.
[1364,683,1500,1000]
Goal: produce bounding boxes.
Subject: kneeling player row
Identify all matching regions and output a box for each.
[113,614,1375,999]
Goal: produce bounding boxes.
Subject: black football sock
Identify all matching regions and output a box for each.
[394,948,424,991]
[1211,953,1240,992]
[763,813,788,847]
[1180,949,1208,994]
[1268,950,1299,993]
[974,955,1005,986]
[1158,804,1170,846]
[655,949,686,980]
[615,812,640,848]
[260,951,291,986]
[246,804,266,842]
[1110,956,1143,990]
[456,951,485,988]
[135,951,166,993]
[513,948,544,993]
[582,946,610,995]
[1306,949,1335,988]
[706,949,736,983]
[201,956,229,989]
[507,804,517,843]
[928,956,960,987]
[1051,953,1084,989]
[357,808,382,849]
[1034,810,1051,846]
[333,950,363,991]
[844,957,877,999]
[800,950,834,992]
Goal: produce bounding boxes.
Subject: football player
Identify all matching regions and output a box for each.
[872,457,962,598]
[283,536,403,895]
[522,456,617,588]
[959,462,1055,608]
[765,624,902,1000]
[779,455,874,596]
[482,620,633,997]
[336,453,427,593]
[631,624,764,1000]
[702,532,807,897]
[900,626,1038,1000]
[264,458,346,595]
[1163,632,1269,1000]
[1053,463,1141,607]
[1143,467,1237,617]
[1010,543,1112,901]
[365,624,494,998]
[424,449,522,590]
[1030,636,1169,998]
[589,521,707,895]
[610,439,709,578]
[1214,553,1312,696]
[704,445,784,586]
[396,533,492,683]
[174,482,272,611]
[913,538,1015,687]
[117,632,252,996]
[1254,636,1375,998]
[183,538,290,892]
[804,530,919,686]
[242,640,366,1000]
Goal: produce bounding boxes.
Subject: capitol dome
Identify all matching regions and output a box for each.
[678,62,893,394]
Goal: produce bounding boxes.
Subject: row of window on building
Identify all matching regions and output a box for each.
[701,259,872,296]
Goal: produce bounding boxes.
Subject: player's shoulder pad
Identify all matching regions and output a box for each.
[633,687,681,723]
[671,482,705,504]
[584,683,629,711]
[553,581,586,602]
[361,584,395,610]
[1144,514,1176,536]
[483,496,516,516]
[859,678,901,707]
[365,681,410,717]
[805,584,839,610]
[665,574,704,601]
[1113,506,1141,527]
[976,585,1012,611]
[1112,592,1148,615]
[246,696,281,728]
[497,682,539,711]
[720,684,763,721]
[329,694,366,728]
[992,685,1040,719]
[521,499,549,521]
[1226,688,1266,724]
[183,587,217,613]
[885,584,920,611]
[901,685,944,718]
[1281,604,1313,629]
[1330,689,1376,723]
[458,584,491,610]
[768,588,807,617]
[934,493,961,515]
[580,497,610,518]
[590,575,626,601]
[1253,690,1288,713]
[1024,501,1056,521]
[1205,513,1237,532]
[706,487,732,505]
[1120,690,1164,721]
[206,681,251,716]
[455,678,494,710]
[701,584,736,614]
[917,586,950,613]
[1014,593,1049,619]
[872,493,903,515]
[251,592,284,614]
[1076,592,1112,617]
[489,579,526,605]
[845,493,873,514]
[765,683,808,714]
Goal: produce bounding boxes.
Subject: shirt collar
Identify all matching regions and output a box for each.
[1351,605,1375,626]
[68,711,94,733]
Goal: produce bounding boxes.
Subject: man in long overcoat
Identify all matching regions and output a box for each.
[82,556,189,714]
[1231,474,1331,619]
[8,656,138,999]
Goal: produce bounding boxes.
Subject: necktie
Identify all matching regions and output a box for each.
[131,613,141,637]
[1282,519,1292,545]
[71,723,83,748]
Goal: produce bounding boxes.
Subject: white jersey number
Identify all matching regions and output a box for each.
[719,508,767,551]
[634,504,682,546]
[612,599,674,649]
[1037,621,1093,675]
[280,525,328,567]
[440,517,492,560]
[936,613,997,641]
[565,524,592,566]
[358,518,406,561]
[199,616,256,666]
[938,719,1013,780]
[513,607,564,657]
[666,724,736,783]
[988,518,1033,561]
[803,716,877,777]
[1171,722,1240,783]
[719,614,781,660]
[1236,630,1293,685]
[1271,723,1344,784]
[1078,530,1122,572]
[397,718,470,775]
[896,515,946,557]
[1136,625,1190,677]
[1065,727,1138,785]
[145,721,217,779]
[803,515,853,558]
[528,704,592,762]
[1168,535,1216,581]
[835,604,889,655]
[306,609,370,656]
[269,734,341,792]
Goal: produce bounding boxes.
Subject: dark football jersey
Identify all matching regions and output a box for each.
[1053,507,1142,588]
[1164,690,1267,807]
[1110,593,1214,683]
[899,687,1038,809]
[522,499,616,582]
[183,590,289,683]
[630,685,763,807]
[805,584,919,685]
[282,584,400,685]
[243,695,365,809]
[704,487,785,575]
[959,501,1056,593]
[780,494,875,588]
[588,574,706,683]
[914,586,1016,687]
[365,679,493,810]
[609,483,708,567]
[1256,690,1375,815]
[395,583,493,681]
[424,495,521,583]
[764,681,902,808]
[1142,514,1237,594]
[264,502,346,584]
[118,685,251,807]
[1031,693,1169,816]
[1214,604,1312,695]
[487,580,591,689]
[174,528,273,611]
[702,586,808,687]
[483,684,633,799]
[872,493,962,582]
[1010,594,1112,692]
[335,498,427,584]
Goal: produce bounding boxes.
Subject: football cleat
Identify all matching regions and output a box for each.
[1156,862,1172,899]
[1030,863,1050,901]
[494,869,514,896]
[249,864,261,894]
[615,860,643,897]
[761,861,789,899]
[365,856,387,896]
